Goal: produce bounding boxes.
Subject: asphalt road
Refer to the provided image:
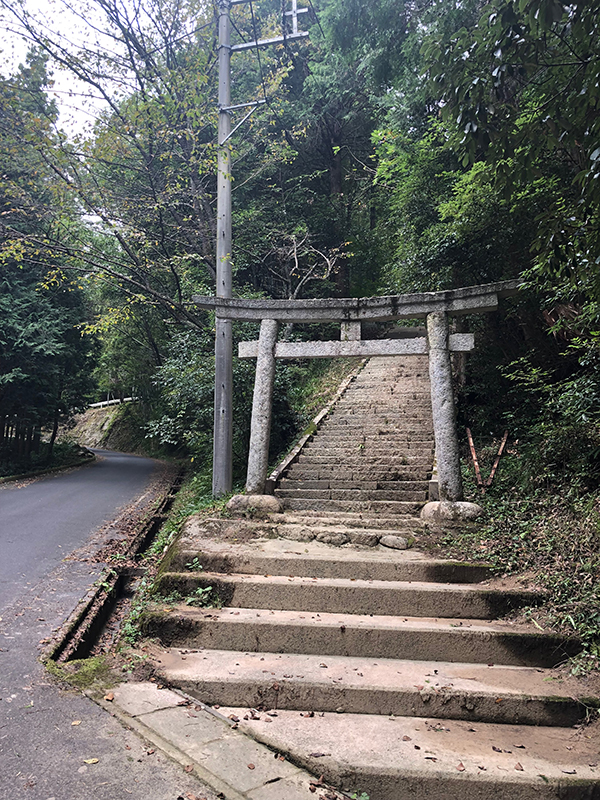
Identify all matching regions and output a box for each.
[0,450,158,612]
[0,451,219,800]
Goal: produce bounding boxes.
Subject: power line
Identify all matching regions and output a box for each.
[249,0,269,102]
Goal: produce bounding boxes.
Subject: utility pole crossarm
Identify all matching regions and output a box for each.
[231,31,308,51]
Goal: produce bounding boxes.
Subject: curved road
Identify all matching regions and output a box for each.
[0,450,221,800]
[0,449,158,612]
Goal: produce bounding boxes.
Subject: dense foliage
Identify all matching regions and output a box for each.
[0,53,95,470]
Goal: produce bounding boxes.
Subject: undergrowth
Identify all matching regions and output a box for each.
[120,467,229,645]
[438,439,600,673]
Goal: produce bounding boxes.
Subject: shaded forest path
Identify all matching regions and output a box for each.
[131,357,599,799]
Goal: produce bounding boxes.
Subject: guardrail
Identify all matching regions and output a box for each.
[88,397,136,409]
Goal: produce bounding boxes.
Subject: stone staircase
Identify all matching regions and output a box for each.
[275,355,434,517]
[139,356,600,799]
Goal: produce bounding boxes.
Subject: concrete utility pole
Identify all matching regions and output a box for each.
[212,0,309,496]
[213,0,233,497]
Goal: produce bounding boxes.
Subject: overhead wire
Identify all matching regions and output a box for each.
[306,0,324,39]
[249,0,269,102]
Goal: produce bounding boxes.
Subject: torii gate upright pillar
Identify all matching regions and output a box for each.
[427,311,463,501]
[246,319,279,494]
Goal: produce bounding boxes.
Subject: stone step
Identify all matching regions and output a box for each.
[296,455,432,466]
[273,523,414,547]
[154,572,543,620]
[320,418,433,427]
[285,467,432,481]
[270,512,427,532]
[185,516,422,548]
[170,538,492,583]
[301,445,434,456]
[275,489,429,502]
[214,708,600,800]
[313,433,434,443]
[152,649,594,727]
[280,498,425,513]
[319,430,432,439]
[278,479,430,492]
[142,605,579,667]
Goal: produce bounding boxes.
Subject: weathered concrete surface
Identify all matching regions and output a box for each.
[427,312,464,501]
[172,528,492,583]
[153,648,597,727]
[103,682,323,800]
[246,318,279,494]
[142,604,578,667]
[154,571,543,619]
[215,708,600,800]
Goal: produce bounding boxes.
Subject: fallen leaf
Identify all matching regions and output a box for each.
[515,763,524,771]
[83,758,99,764]
[247,764,255,770]
[514,744,526,749]
[402,735,412,742]
[104,692,114,702]
[71,720,81,726]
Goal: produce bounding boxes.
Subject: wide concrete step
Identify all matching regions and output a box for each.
[170,537,492,583]
[143,605,579,667]
[152,649,594,727]
[154,572,543,619]
[275,488,428,502]
[214,708,600,800]
[280,498,425,513]
[278,479,429,492]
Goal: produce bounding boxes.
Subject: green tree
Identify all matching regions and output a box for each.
[423,0,600,300]
[0,53,96,466]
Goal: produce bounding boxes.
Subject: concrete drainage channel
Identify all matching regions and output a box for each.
[44,469,185,665]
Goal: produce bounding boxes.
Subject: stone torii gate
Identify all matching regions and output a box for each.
[194,280,519,500]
